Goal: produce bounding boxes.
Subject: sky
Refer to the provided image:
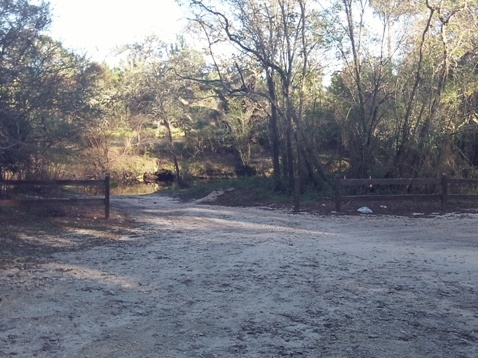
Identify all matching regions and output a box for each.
[47,0,187,64]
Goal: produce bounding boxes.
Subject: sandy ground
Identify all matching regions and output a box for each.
[1,193,478,357]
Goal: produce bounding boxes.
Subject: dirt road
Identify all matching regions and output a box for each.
[1,194,478,357]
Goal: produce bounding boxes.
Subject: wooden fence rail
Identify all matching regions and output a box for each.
[334,175,478,212]
[0,174,110,219]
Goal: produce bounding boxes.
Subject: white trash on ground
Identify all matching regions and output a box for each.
[357,206,373,214]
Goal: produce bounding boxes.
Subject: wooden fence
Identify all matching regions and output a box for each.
[0,175,110,219]
[334,175,478,212]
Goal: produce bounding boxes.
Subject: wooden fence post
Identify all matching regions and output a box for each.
[441,173,448,210]
[293,175,300,213]
[334,175,341,212]
[0,166,2,200]
[105,174,110,219]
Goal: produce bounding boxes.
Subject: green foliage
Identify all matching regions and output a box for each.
[0,0,100,178]
[2,0,478,189]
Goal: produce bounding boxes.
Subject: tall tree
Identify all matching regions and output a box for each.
[325,0,412,177]
[186,0,328,192]
[391,0,478,176]
[120,37,207,185]
[0,0,99,178]
[0,0,50,174]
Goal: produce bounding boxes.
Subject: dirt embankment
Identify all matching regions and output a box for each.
[1,194,478,357]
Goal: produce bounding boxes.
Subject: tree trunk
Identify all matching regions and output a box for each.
[163,119,182,187]
[266,70,282,191]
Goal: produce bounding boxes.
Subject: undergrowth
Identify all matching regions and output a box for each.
[172,176,287,203]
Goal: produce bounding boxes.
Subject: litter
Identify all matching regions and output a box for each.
[357,206,373,214]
